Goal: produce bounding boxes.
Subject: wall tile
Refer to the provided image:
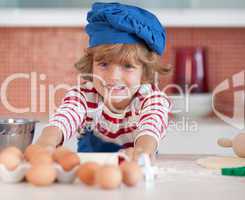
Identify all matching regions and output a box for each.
[0,27,244,119]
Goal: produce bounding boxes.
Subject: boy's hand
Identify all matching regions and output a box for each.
[122,147,146,161]
[36,126,63,150]
[120,134,158,161]
[121,146,156,162]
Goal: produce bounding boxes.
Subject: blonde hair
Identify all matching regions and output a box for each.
[74,43,172,84]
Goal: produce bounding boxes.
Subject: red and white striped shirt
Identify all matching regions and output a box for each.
[48,81,172,149]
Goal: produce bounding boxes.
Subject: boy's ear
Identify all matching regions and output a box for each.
[141,74,147,84]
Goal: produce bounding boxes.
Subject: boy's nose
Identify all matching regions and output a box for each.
[109,66,122,80]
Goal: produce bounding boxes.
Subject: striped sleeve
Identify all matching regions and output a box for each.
[48,87,87,141]
[135,90,172,149]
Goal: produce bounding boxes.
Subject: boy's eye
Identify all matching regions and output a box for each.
[124,64,134,69]
[98,62,108,67]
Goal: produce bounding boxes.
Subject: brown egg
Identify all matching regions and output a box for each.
[0,151,22,171]
[120,161,142,187]
[29,152,53,166]
[232,133,245,158]
[26,164,57,186]
[96,165,122,190]
[52,146,71,162]
[57,152,80,171]
[77,162,100,186]
[1,146,23,159]
[24,144,47,161]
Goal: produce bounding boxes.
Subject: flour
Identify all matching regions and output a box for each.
[196,156,245,170]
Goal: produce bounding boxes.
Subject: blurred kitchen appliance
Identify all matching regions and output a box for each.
[174,47,208,93]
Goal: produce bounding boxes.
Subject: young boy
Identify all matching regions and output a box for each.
[36,2,172,161]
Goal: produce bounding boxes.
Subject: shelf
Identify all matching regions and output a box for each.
[0,8,245,27]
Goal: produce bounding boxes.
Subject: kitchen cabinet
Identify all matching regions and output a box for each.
[0,0,245,9]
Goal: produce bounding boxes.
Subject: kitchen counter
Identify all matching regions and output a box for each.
[33,117,241,155]
[0,154,244,200]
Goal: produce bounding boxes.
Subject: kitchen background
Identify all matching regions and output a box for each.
[0,0,244,154]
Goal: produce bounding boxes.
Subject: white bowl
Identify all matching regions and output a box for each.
[77,153,119,165]
[171,93,212,118]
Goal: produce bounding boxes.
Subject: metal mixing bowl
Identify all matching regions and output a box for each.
[0,118,39,151]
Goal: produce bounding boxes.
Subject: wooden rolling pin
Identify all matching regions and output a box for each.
[217,133,245,158]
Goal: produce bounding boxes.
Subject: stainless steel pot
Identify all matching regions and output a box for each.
[0,118,39,151]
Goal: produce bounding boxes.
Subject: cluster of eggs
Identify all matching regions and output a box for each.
[77,160,142,189]
[0,145,142,189]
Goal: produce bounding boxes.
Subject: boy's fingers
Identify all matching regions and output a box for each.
[44,146,56,154]
[121,147,152,162]
[36,142,56,154]
[125,147,134,159]
[132,148,144,162]
[120,147,134,160]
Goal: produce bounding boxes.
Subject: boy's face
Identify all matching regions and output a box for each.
[92,59,143,113]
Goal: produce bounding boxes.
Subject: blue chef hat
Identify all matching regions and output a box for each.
[85,2,166,55]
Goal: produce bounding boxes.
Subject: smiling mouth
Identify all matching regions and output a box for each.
[105,85,129,98]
